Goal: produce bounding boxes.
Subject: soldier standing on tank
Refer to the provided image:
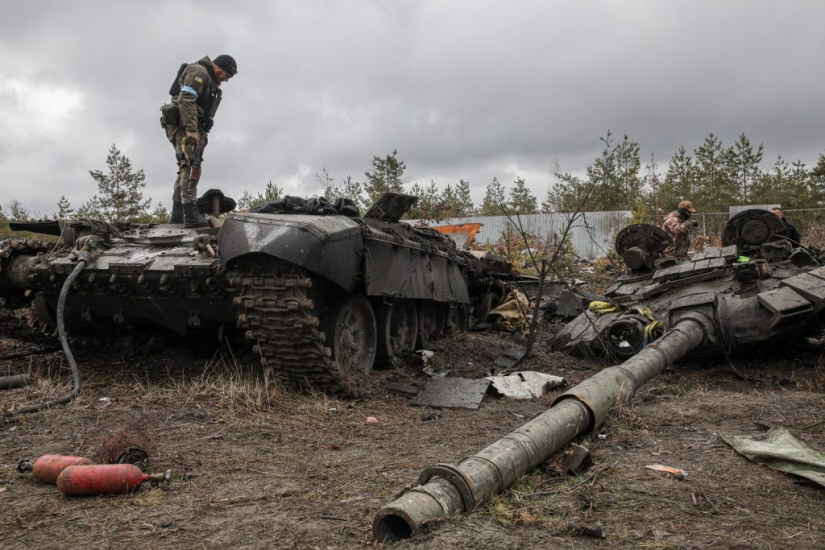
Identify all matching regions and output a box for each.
[662,200,698,258]
[162,55,237,227]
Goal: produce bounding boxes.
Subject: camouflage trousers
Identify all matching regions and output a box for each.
[166,125,207,205]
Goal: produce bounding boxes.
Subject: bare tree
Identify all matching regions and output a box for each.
[497,178,599,362]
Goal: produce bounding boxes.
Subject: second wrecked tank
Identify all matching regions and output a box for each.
[551,209,825,360]
[0,192,513,393]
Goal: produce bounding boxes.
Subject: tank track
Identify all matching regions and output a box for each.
[0,238,58,346]
[233,265,356,394]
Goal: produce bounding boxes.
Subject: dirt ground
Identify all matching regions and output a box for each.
[2,315,824,549]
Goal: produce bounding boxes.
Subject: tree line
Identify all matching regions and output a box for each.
[3,133,825,230]
[319,134,825,222]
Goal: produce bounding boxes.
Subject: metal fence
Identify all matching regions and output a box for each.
[410,211,633,259]
[412,206,825,258]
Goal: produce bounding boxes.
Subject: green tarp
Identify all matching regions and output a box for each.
[723,428,825,487]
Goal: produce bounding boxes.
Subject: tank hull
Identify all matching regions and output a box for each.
[0,194,510,392]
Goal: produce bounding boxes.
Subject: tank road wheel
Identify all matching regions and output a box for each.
[473,291,501,323]
[321,295,377,384]
[417,301,446,349]
[445,304,470,334]
[375,299,419,368]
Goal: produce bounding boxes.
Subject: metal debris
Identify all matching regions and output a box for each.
[413,377,491,409]
[484,371,565,399]
[491,348,525,372]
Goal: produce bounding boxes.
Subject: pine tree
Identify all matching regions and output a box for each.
[76,197,104,219]
[543,163,586,213]
[694,133,735,212]
[237,181,284,210]
[811,153,825,206]
[728,133,764,203]
[363,149,406,206]
[406,181,440,220]
[586,131,620,210]
[151,203,170,223]
[480,177,508,216]
[787,160,812,208]
[88,144,151,221]
[642,154,663,224]
[454,179,475,216]
[509,177,538,214]
[751,156,788,204]
[614,134,642,209]
[662,147,697,211]
[55,195,74,219]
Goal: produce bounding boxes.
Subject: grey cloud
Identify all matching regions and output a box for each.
[2,0,824,215]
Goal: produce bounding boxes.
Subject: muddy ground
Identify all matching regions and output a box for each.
[1,316,824,549]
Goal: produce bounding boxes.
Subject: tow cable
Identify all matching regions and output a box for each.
[3,257,88,420]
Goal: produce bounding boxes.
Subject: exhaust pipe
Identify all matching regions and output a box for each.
[373,318,707,542]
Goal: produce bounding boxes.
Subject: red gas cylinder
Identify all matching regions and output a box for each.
[56,464,169,496]
[16,454,94,484]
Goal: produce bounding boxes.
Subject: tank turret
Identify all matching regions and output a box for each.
[551,209,825,360]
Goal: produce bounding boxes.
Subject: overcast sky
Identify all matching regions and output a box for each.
[2,0,823,217]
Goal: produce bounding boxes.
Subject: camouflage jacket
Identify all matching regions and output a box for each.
[662,210,692,257]
[172,56,222,133]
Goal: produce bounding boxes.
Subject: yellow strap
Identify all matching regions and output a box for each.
[644,320,663,339]
[588,301,620,314]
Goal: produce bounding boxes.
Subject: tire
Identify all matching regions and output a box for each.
[416,301,446,349]
[320,295,377,381]
[375,299,418,368]
[446,304,470,334]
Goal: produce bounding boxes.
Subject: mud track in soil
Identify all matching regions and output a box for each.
[1,325,824,549]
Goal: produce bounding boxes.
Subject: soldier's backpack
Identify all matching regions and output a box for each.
[168,62,188,96]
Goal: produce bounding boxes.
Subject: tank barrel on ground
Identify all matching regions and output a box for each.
[372,318,707,543]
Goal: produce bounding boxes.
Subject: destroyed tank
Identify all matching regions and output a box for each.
[551,209,825,360]
[0,191,511,393]
[372,211,825,543]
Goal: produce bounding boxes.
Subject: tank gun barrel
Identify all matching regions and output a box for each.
[373,317,708,542]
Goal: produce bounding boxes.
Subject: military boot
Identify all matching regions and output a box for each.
[183,202,208,228]
[169,201,184,224]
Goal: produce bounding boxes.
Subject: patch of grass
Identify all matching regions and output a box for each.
[132,487,165,507]
[134,347,287,415]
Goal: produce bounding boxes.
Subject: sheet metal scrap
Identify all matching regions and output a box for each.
[413,377,490,409]
[485,371,565,399]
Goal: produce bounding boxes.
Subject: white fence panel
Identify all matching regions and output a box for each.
[410,211,632,259]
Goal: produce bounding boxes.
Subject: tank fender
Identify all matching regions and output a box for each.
[217,213,363,292]
[363,238,470,303]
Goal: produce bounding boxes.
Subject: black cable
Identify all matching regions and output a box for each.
[3,259,86,419]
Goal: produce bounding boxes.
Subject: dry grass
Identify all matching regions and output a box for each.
[131,347,289,416]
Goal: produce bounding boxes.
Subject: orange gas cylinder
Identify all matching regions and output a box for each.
[16,454,94,484]
[56,464,169,496]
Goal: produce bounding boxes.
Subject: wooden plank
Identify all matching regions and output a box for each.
[702,247,722,258]
[691,251,709,262]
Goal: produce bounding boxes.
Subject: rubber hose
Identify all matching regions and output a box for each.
[3,259,86,418]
